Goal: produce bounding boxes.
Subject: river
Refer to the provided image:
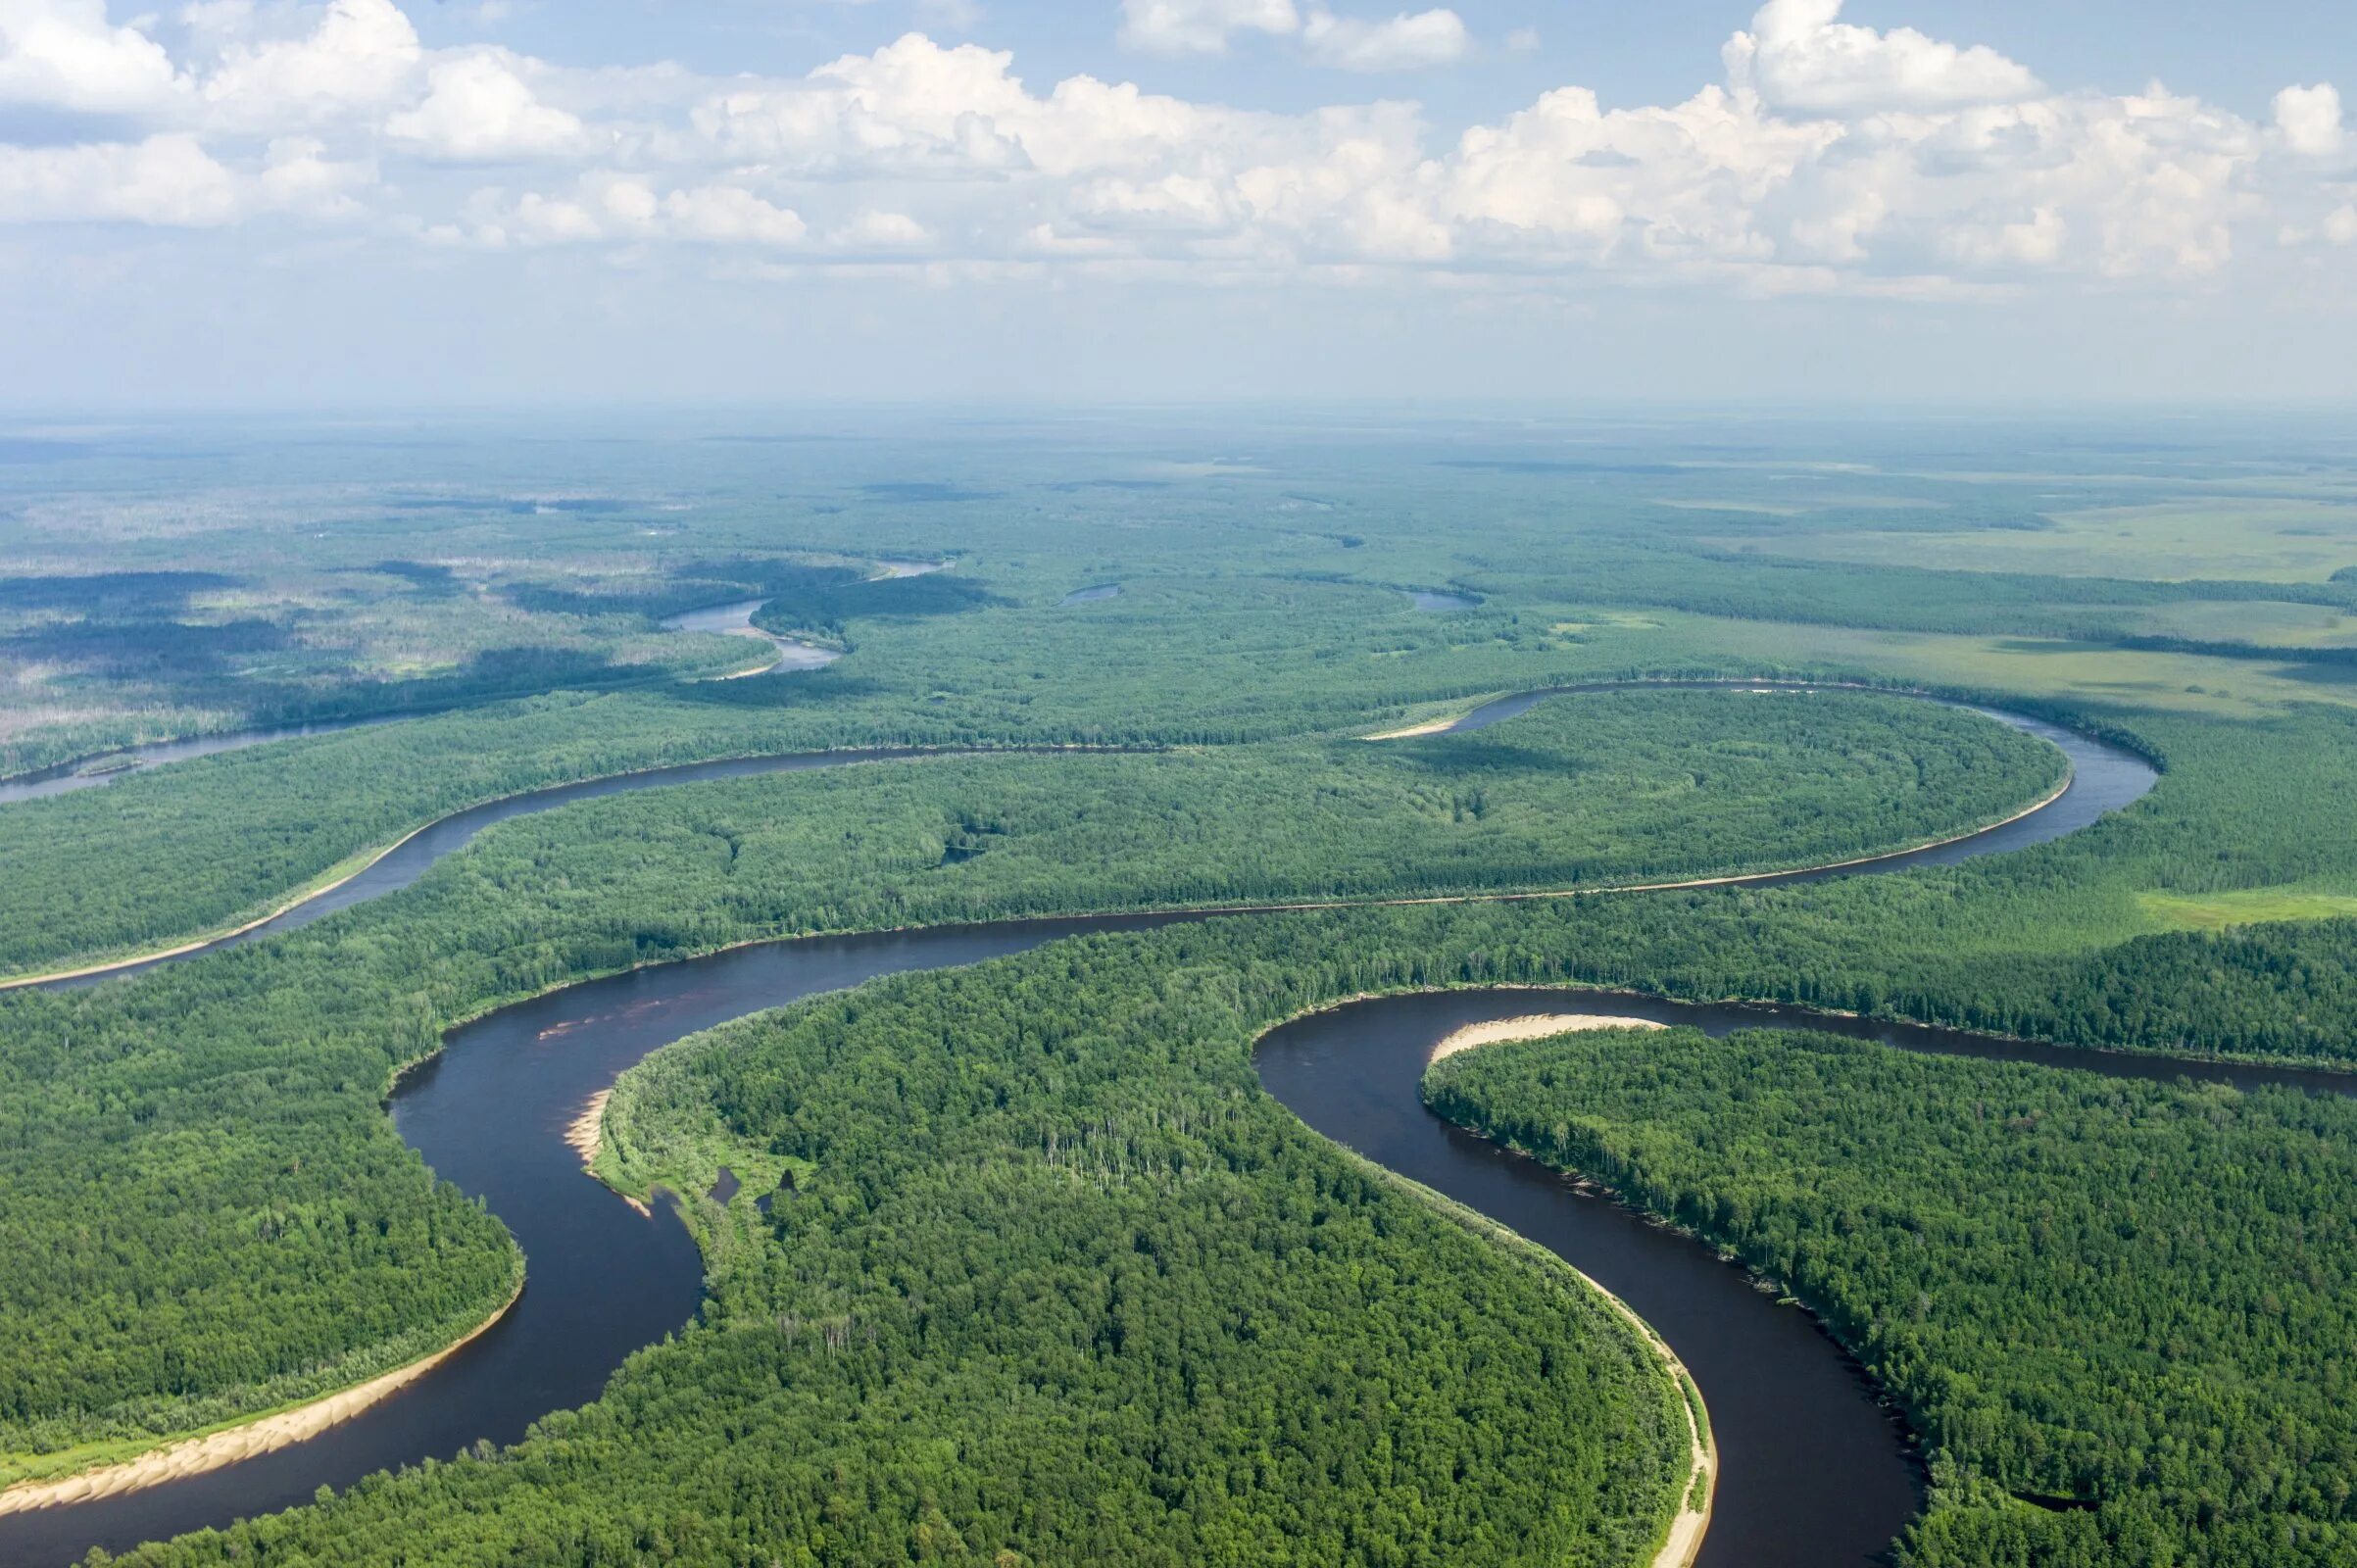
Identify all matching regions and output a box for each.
[0,717,395,807]
[2,690,2208,1566]
[657,599,841,678]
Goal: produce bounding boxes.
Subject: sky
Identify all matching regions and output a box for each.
[0,0,2351,409]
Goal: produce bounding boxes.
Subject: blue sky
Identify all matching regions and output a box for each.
[452,2,2347,127]
[0,0,2350,407]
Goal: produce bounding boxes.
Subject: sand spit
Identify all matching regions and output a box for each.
[0,1287,521,1517]
[1428,1013,1668,1065]
[1624,1298,1713,1568]
[565,1090,610,1165]
[564,1090,651,1215]
[1360,718,1457,741]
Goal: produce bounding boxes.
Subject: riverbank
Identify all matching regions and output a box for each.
[565,1089,610,1165]
[0,833,413,992]
[1429,1012,1668,1064]
[0,1285,522,1518]
[1347,1151,1714,1568]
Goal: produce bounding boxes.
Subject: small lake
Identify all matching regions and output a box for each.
[1406,589,1479,612]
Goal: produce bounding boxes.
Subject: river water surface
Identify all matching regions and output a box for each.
[6,689,2240,1568]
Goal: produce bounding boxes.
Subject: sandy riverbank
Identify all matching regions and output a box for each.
[0,1286,521,1517]
[1360,717,1458,741]
[1428,1012,1668,1065]
[565,1089,610,1164]
[565,1090,652,1214]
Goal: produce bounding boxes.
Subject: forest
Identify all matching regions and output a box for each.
[0,686,2062,980]
[94,937,1697,1566]
[1426,1025,2357,1564]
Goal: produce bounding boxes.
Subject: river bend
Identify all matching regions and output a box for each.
[1,689,2207,1567]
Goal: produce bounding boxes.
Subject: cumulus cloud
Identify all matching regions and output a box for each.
[255,134,377,217]
[199,0,421,127]
[831,209,933,249]
[2274,83,2343,157]
[691,33,1291,181]
[1301,8,1467,73]
[0,132,235,222]
[466,173,808,249]
[386,51,585,160]
[1725,0,2039,116]
[1070,172,1235,233]
[1443,84,1833,265]
[659,184,810,246]
[0,0,183,114]
[399,21,2354,291]
[0,1,2345,305]
[1119,0,1298,57]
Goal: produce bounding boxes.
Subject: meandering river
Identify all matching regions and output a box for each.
[658,599,841,678]
[6,689,2228,1567]
[0,716,394,807]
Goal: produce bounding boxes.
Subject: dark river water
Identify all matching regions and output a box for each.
[0,716,395,807]
[38,749,965,991]
[6,688,2244,1567]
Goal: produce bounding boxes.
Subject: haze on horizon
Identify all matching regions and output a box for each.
[0,0,2351,408]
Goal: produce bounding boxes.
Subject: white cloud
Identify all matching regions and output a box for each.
[1119,0,1298,56]
[0,132,235,223]
[2274,83,2343,157]
[1444,84,1832,265]
[386,52,586,161]
[255,134,376,217]
[831,209,932,249]
[661,183,809,246]
[1301,7,1467,73]
[467,173,808,249]
[0,0,183,114]
[690,33,1288,181]
[0,5,2342,307]
[1725,0,2039,117]
[199,0,420,127]
[1071,172,1235,232]
[1942,204,2063,269]
[2327,206,2357,247]
[693,33,1029,176]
